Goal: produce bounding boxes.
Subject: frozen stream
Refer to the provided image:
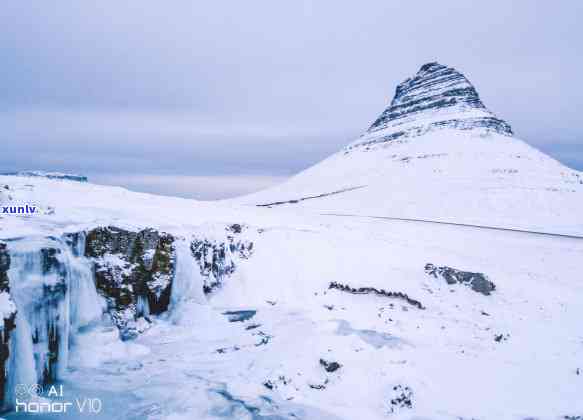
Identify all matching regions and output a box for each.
[5,301,342,420]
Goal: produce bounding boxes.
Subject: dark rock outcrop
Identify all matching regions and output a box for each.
[328,281,425,309]
[309,381,328,390]
[223,310,256,323]
[0,243,10,293]
[319,358,341,373]
[348,62,512,150]
[85,225,253,338]
[85,227,175,339]
[388,385,413,413]
[425,263,495,295]
[191,239,235,294]
[191,228,253,294]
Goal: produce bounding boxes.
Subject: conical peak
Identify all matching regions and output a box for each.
[350,63,513,150]
[418,62,446,73]
[389,62,480,110]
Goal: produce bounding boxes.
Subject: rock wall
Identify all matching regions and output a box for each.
[191,224,254,294]
[85,226,175,339]
[84,224,254,337]
[0,242,12,296]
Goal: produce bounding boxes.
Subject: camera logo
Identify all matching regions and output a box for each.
[14,383,102,414]
[14,383,42,400]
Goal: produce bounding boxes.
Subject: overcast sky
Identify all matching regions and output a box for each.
[2,1,582,199]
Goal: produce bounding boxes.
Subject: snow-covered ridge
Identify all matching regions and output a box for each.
[1,171,87,183]
[348,62,512,150]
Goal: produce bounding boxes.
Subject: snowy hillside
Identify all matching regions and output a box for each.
[0,63,582,420]
[238,63,583,235]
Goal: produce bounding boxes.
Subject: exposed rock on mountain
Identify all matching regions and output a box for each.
[349,62,513,149]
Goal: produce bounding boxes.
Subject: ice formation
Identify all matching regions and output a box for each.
[3,234,105,407]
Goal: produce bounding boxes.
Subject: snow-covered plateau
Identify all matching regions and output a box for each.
[0,63,582,420]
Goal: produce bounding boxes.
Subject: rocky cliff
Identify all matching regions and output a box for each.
[0,223,254,409]
[191,224,254,294]
[84,227,176,339]
[83,224,253,338]
[0,243,12,298]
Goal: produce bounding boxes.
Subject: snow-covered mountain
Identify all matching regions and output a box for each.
[239,63,583,235]
[0,63,582,420]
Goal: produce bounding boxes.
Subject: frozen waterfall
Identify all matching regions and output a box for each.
[3,233,105,407]
[67,233,105,331]
[169,238,206,324]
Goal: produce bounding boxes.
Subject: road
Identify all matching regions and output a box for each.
[320,213,583,240]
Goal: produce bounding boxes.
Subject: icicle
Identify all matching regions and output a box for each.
[4,311,36,408]
[136,294,150,318]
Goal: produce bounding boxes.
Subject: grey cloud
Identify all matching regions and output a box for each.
[89,174,287,200]
[0,109,350,176]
